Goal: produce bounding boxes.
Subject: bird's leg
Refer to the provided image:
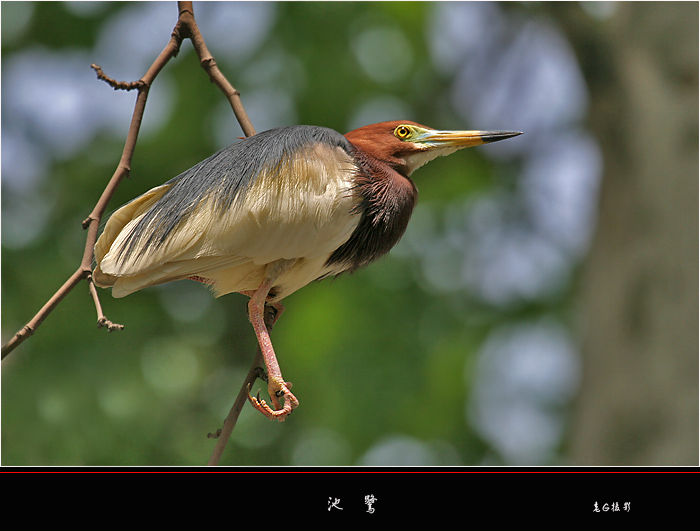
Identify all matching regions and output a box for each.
[246,259,299,421]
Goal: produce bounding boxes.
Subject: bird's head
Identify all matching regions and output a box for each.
[345,120,521,177]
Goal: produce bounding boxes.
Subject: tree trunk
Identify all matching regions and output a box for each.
[552,2,698,465]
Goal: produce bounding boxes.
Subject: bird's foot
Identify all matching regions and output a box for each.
[247,380,299,422]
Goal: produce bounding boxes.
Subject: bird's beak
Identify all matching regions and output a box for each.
[399,126,522,175]
[417,129,523,149]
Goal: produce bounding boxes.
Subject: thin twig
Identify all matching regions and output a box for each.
[2,269,85,359]
[178,5,256,137]
[207,304,277,466]
[90,63,144,91]
[207,350,264,465]
[87,275,125,332]
[3,1,266,467]
[2,6,186,359]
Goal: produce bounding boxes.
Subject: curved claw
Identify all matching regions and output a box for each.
[247,382,299,422]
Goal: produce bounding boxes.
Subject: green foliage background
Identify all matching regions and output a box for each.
[2,1,575,466]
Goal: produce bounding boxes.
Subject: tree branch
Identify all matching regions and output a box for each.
[3,0,266,467]
[177,5,256,137]
[90,63,145,91]
[2,5,186,360]
[207,350,264,465]
[207,304,278,466]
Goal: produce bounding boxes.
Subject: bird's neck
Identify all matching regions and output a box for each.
[325,150,417,272]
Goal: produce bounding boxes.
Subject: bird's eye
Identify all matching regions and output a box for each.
[394,125,411,140]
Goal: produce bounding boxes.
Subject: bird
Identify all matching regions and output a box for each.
[93,120,521,421]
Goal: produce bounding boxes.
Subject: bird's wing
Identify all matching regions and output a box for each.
[94,127,361,297]
[93,183,171,287]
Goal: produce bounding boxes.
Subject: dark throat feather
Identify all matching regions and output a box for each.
[326,148,418,273]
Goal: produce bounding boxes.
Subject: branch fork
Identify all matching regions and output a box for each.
[3,1,278,467]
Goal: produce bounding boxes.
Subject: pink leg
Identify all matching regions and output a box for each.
[245,261,299,421]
